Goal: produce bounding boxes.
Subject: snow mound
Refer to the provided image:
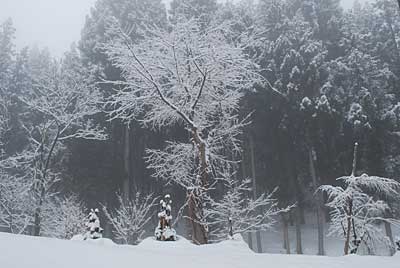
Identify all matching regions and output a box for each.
[138,235,195,249]
[71,234,116,246]
[214,234,253,253]
[137,234,252,254]
[70,234,85,241]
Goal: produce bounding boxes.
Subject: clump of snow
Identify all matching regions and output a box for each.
[71,234,85,241]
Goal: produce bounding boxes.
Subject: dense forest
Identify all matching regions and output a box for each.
[1,0,400,255]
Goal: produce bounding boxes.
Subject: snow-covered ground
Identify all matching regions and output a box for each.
[245,213,400,256]
[0,232,399,268]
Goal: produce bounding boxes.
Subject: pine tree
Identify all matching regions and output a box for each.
[84,208,103,240]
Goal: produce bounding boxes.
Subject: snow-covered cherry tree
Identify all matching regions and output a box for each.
[103,192,158,245]
[4,48,107,237]
[103,17,261,244]
[319,143,400,255]
[41,195,87,239]
[205,170,293,242]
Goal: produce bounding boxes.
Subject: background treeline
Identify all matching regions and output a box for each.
[1,0,400,249]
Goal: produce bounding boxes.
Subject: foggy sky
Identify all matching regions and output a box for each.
[0,0,369,58]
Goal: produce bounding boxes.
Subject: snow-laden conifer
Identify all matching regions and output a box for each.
[84,208,103,240]
[319,143,400,255]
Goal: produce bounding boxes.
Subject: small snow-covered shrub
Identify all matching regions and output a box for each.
[205,171,293,242]
[103,193,157,245]
[41,195,86,239]
[0,173,33,234]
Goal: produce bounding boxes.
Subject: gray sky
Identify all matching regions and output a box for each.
[0,0,369,58]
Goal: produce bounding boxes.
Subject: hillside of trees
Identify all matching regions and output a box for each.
[1,0,400,255]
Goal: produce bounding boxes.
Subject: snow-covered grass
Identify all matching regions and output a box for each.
[0,232,399,268]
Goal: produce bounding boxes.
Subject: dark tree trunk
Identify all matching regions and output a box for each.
[308,147,325,255]
[282,214,290,254]
[187,128,208,245]
[187,192,207,244]
[344,203,353,255]
[123,124,130,201]
[33,208,42,236]
[291,150,303,254]
[33,127,60,236]
[247,232,254,251]
[384,210,396,255]
[241,151,253,250]
[249,136,262,253]
[295,208,303,254]
[385,222,394,244]
[228,218,233,237]
[299,205,305,225]
[344,143,359,255]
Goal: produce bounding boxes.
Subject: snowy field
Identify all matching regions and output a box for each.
[242,213,400,256]
[0,232,399,268]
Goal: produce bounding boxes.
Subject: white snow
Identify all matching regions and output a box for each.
[0,232,399,268]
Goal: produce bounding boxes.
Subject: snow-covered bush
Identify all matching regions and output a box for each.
[41,195,86,239]
[205,172,292,242]
[319,143,400,255]
[103,193,157,245]
[0,172,33,234]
